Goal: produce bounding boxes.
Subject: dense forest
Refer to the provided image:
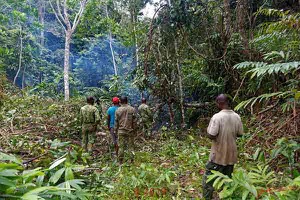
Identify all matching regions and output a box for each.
[0,0,299,199]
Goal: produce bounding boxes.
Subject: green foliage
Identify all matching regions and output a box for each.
[182,58,223,100]
[234,91,295,111]
[272,176,300,200]
[0,150,89,199]
[271,137,300,177]
[85,132,209,199]
[233,8,300,113]
[208,169,257,199]
[0,94,83,151]
[252,147,266,163]
[234,61,300,79]
[208,164,300,199]
[253,8,300,56]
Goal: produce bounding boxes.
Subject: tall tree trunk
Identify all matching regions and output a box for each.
[168,101,174,126]
[14,27,23,86]
[108,26,118,76]
[133,17,139,68]
[174,39,186,128]
[106,5,118,76]
[237,0,249,56]
[39,72,43,84]
[38,0,45,84]
[49,0,87,101]
[223,0,232,40]
[38,0,45,46]
[64,31,71,101]
[22,65,26,89]
[130,6,139,69]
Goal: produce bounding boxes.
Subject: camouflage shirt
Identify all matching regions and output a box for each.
[138,103,152,122]
[80,104,100,124]
[115,104,137,133]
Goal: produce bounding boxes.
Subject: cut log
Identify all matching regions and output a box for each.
[184,102,210,108]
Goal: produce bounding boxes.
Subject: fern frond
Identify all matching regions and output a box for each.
[255,8,289,18]
[234,61,300,78]
[234,91,294,111]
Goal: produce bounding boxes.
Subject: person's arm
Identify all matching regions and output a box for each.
[237,116,244,137]
[115,110,119,135]
[207,134,217,140]
[207,116,219,140]
[107,108,111,129]
[95,107,100,124]
[132,109,137,131]
[98,105,102,120]
[137,106,142,119]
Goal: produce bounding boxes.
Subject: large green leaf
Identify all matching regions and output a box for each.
[22,168,44,179]
[49,168,65,184]
[0,169,18,177]
[49,158,66,170]
[0,152,22,164]
[65,167,74,181]
[21,194,43,200]
[21,186,58,199]
[0,176,15,187]
[68,179,85,190]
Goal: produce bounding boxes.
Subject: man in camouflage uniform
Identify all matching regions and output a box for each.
[115,96,137,163]
[202,94,243,200]
[138,98,152,138]
[80,96,100,152]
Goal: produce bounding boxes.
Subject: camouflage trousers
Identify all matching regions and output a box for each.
[118,131,135,163]
[202,162,234,200]
[82,123,97,152]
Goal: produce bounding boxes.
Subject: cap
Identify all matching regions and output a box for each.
[112,97,119,104]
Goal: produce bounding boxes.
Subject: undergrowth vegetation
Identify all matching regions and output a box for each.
[0,94,299,199]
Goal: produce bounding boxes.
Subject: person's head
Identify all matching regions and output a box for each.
[120,96,128,104]
[87,96,95,105]
[216,94,229,110]
[141,98,146,104]
[112,97,120,105]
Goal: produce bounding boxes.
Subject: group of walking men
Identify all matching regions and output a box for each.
[80,96,152,163]
[80,94,244,200]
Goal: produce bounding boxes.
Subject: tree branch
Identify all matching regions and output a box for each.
[178,26,207,59]
[63,0,72,29]
[144,4,168,77]
[55,0,66,23]
[49,0,66,31]
[23,153,48,165]
[72,0,87,32]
